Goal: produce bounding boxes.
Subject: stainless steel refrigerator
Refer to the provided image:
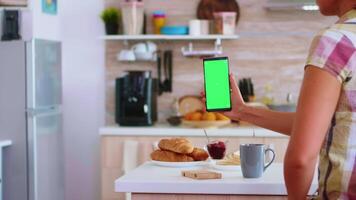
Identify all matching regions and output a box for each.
[0,39,64,200]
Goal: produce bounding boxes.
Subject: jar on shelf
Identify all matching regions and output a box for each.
[121,1,144,35]
[213,12,237,35]
[152,10,166,34]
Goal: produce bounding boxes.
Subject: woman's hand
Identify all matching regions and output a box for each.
[201,73,245,121]
[222,74,245,120]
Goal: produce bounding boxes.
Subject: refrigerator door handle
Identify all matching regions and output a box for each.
[26,106,62,117]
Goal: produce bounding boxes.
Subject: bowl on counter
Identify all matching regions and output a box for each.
[167,116,182,126]
[267,104,296,112]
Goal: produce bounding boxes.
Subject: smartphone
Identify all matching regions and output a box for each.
[203,57,232,112]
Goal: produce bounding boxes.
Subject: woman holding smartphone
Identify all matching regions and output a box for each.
[204,1,356,199]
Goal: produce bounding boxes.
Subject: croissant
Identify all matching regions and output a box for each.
[151,150,194,162]
[188,148,209,161]
[158,138,194,154]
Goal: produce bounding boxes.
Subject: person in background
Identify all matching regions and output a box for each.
[203,0,356,199]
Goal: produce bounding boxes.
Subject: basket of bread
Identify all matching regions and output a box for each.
[182,111,231,128]
[151,138,209,167]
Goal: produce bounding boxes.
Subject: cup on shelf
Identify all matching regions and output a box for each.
[131,42,157,61]
[118,49,136,62]
[200,20,210,35]
[152,10,166,34]
[213,12,237,35]
[189,20,201,36]
[189,19,210,36]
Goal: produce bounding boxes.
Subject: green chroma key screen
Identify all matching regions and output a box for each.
[203,57,232,111]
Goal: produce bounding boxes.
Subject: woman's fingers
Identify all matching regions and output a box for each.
[229,73,245,105]
[200,91,205,98]
[229,74,239,95]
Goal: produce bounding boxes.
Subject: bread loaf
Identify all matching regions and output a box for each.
[158,138,194,154]
[151,150,194,162]
[188,148,209,161]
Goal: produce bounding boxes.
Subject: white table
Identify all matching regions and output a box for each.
[0,140,12,200]
[115,162,318,200]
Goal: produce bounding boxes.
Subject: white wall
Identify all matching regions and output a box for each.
[29,0,61,40]
[60,0,105,200]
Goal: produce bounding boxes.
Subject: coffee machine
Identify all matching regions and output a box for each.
[115,71,158,126]
[1,10,21,41]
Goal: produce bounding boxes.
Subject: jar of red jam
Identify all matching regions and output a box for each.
[207,141,226,159]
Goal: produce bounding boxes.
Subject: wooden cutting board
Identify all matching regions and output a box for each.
[182,170,222,180]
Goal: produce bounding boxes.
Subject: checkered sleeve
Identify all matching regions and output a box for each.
[306,29,354,83]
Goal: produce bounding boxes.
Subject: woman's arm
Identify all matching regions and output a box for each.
[213,74,295,136]
[284,66,341,199]
[234,106,295,136]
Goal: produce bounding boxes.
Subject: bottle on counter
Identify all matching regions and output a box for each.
[152,10,166,34]
[261,84,274,105]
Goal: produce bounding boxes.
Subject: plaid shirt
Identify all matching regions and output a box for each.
[306,9,356,199]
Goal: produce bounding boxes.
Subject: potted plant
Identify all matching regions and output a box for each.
[101,7,121,35]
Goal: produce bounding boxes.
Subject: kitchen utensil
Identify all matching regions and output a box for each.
[156,50,173,94]
[182,170,222,180]
[239,78,255,102]
[161,26,189,35]
[240,144,276,178]
[197,0,240,24]
[151,160,207,168]
[181,119,231,129]
[213,12,237,35]
[163,50,173,92]
[118,49,136,61]
[132,42,157,61]
[132,42,157,53]
[203,129,210,144]
[121,1,144,35]
[156,50,163,94]
[163,51,169,91]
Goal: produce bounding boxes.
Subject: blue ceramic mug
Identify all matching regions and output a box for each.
[240,144,276,178]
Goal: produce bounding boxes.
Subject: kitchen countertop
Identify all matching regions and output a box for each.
[100,124,287,138]
[115,162,318,195]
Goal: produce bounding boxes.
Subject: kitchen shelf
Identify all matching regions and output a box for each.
[0,6,29,11]
[264,0,319,11]
[99,34,239,41]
